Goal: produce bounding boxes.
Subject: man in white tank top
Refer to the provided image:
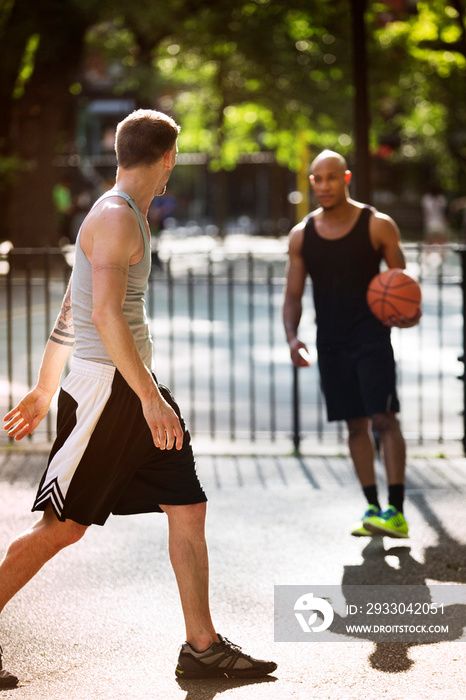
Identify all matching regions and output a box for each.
[1,110,276,685]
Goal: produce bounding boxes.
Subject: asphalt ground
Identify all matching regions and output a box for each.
[0,447,465,700]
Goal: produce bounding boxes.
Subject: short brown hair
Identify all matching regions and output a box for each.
[115,109,180,169]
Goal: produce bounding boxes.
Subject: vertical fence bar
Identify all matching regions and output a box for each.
[188,268,196,434]
[267,262,276,441]
[44,250,53,440]
[248,253,256,441]
[417,243,424,444]
[147,268,154,318]
[167,259,175,392]
[292,365,300,452]
[317,389,324,442]
[460,248,466,454]
[149,267,157,363]
[437,263,444,442]
[227,261,236,440]
[25,256,32,391]
[208,257,215,438]
[25,257,33,442]
[6,252,13,413]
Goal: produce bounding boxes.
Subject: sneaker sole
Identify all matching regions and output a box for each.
[175,664,277,679]
[351,528,374,537]
[363,522,409,538]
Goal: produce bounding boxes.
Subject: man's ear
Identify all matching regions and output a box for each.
[309,174,315,185]
[344,170,352,184]
[163,147,175,168]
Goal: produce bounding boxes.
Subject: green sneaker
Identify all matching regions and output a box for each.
[363,506,409,538]
[351,505,380,537]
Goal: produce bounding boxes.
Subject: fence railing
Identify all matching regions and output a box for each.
[1,243,465,452]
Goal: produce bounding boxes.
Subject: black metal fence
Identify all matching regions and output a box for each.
[1,243,465,452]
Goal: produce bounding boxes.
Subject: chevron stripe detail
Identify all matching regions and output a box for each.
[33,477,65,518]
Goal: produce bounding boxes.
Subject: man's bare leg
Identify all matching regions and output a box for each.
[371,411,406,485]
[160,502,218,652]
[0,504,87,613]
[346,417,377,487]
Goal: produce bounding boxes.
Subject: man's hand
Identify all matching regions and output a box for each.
[385,308,422,329]
[289,338,312,368]
[3,387,52,441]
[141,393,184,450]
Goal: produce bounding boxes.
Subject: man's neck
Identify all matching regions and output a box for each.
[319,198,359,223]
[115,167,163,217]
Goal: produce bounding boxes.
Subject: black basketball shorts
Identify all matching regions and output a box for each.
[317,339,400,422]
[32,357,207,526]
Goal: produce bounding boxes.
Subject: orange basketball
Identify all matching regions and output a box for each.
[366,269,422,324]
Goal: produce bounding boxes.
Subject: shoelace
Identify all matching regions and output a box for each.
[380,508,399,521]
[220,638,254,663]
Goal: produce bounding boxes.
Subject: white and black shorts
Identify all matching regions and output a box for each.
[32,358,207,526]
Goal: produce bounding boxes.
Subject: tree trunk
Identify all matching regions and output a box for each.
[0,0,40,242]
[350,0,372,204]
[4,1,88,247]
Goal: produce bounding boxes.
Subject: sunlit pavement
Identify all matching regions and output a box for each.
[1,446,465,699]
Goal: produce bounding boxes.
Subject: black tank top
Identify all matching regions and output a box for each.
[301,205,390,348]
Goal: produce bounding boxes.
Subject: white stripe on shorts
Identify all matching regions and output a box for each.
[34,357,116,517]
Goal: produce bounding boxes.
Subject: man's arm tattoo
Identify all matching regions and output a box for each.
[49,283,75,346]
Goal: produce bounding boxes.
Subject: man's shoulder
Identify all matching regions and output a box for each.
[369,207,398,229]
[292,208,320,232]
[347,200,376,215]
[84,195,138,237]
[350,200,396,229]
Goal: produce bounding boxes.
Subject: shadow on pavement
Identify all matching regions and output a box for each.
[335,492,466,673]
[176,674,277,699]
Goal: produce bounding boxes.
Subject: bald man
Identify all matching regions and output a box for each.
[283,150,421,539]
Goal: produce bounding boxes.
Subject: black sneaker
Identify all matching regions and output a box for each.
[175,634,277,679]
[0,646,18,689]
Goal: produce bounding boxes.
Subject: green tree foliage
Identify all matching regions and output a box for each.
[89,0,354,171]
[369,0,466,190]
[0,0,219,245]
[1,0,465,245]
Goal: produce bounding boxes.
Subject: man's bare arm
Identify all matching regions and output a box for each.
[4,278,75,440]
[371,212,421,328]
[282,224,312,367]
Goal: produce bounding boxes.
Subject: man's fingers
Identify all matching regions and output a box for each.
[151,423,184,451]
[3,407,19,423]
[165,430,175,451]
[298,347,312,365]
[4,415,22,434]
[3,408,24,429]
[152,427,163,449]
[12,426,30,441]
[174,422,184,450]
[5,418,30,441]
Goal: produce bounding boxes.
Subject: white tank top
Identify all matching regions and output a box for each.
[71,189,153,368]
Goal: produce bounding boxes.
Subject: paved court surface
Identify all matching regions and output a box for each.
[0,448,465,699]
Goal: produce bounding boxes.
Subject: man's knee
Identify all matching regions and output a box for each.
[347,418,370,438]
[39,507,87,551]
[162,501,207,531]
[371,412,400,435]
[60,520,87,547]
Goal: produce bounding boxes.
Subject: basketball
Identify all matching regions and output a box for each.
[366,269,422,324]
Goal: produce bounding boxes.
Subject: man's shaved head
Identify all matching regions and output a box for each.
[310,150,348,174]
